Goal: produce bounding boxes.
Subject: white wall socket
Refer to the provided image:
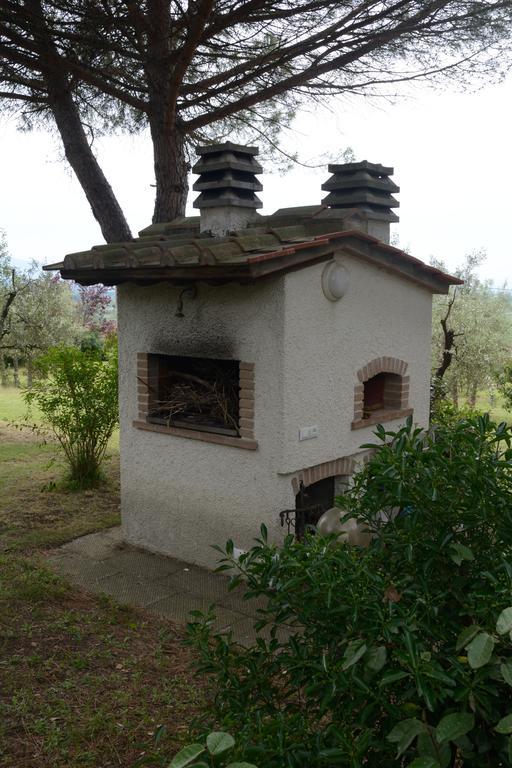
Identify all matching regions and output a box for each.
[299,425,319,441]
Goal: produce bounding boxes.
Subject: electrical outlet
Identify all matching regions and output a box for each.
[299,425,319,441]
[233,547,246,561]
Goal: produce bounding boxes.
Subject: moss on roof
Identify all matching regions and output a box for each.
[44,205,461,294]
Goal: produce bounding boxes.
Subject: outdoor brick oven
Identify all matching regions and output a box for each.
[46,144,461,569]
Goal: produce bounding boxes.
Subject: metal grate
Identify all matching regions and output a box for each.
[279,481,327,539]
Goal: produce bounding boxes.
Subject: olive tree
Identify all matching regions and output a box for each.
[431,252,512,405]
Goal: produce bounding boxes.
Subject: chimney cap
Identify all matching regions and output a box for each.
[192,142,262,178]
[322,170,399,194]
[327,159,394,175]
[193,191,262,210]
[193,142,264,233]
[192,154,263,176]
[322,189,399,210]
[321,159,399,217]
[195,140,259,157]
[193,173,263,193]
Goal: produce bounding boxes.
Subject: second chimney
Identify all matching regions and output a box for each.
[321,160,399,244]
[192,142,263,237]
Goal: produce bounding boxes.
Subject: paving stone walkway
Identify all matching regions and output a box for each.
[48,527,262,643]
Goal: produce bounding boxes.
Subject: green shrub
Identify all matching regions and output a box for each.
[430,397,483,427]
[498,363,512,414]
[188,415,512,767]
[169,731,257,768]
[24,342,118,489]
[79,329,104,352]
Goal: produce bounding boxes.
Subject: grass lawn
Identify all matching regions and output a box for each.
[473,390,512,424]
[0,383,119,450]
[0,388,205,767]
[0,384,36,423]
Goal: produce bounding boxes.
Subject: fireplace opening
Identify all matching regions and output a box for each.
[281,475,350,538]
[363,372,403,418]
[146,353,240,436]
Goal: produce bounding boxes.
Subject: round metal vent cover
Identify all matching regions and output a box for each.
[321,260,350,301]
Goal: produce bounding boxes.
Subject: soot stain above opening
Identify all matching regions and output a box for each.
[151,337,237,361]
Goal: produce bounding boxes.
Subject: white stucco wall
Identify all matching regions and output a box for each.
[117,251,433,569]
[279,252,432,474]
[117,279,293,568]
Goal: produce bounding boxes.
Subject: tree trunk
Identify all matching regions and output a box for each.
[151,123,189,223]
[28,0,132,244]
[144,0,189,224]
[469,382,478,407]
[0,353,8,386]
[436,324,455,381]
[13,355,20,388]
[26,355,33,388]
[47,84,133,243]
[451,380,459,407]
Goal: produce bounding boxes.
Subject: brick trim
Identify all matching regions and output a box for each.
[356,356,408,383]
[352,407,413,431]
[136,352,150,420]
[291,456,356,496]
[353,356,410,424]
[238,362,255,440]
[133,420,258,450]
[135,353,256,445]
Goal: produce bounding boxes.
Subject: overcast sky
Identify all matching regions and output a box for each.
[1,73,511,285]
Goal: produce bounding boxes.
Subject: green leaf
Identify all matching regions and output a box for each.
[501,662,512,686]
[495,714,512,734]
[508,736,512,763]
[226,764,258,768]
[366,645,387,672]
[417,734,451,767]
[453,734,473,754]
[467,632,494,669]
[342,640,367,671]
[206,732,235,756]
[497,607,512,635]
[317,748,345,761]
[408,759,440,768]
[387,718,426,757]
[450,543,474,565]
[436,713,474,744]
[380,670,409,686]
[169,744,205,768]
[456,624,480,651]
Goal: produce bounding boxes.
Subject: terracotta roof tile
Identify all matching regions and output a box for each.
[44,205,462,294]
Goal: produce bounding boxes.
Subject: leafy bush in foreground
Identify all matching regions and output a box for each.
[24,342,118,489]
[169,731,256,768]
[189,415,512,767]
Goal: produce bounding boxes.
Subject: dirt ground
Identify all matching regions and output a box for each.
[0,423,207,767]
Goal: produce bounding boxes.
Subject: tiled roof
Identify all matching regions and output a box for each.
[44,205,462,294]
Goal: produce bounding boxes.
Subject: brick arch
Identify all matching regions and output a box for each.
[291,456,355,496]
[353,356,410,425]
[356,356,408,384]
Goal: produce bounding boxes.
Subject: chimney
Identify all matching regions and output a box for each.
[321,160,399,243]
[192,142,263,237]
